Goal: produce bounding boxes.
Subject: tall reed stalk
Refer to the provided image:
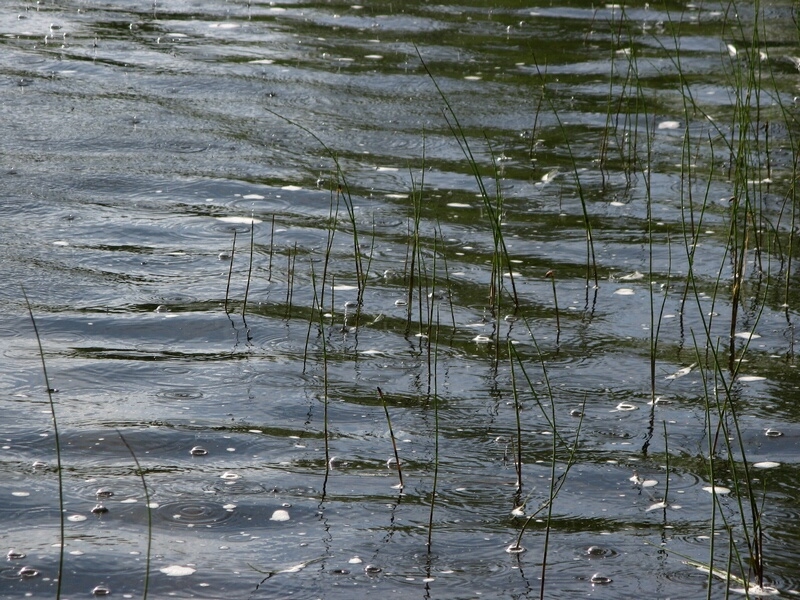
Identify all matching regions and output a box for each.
[23,289,65,599]
[224,231,237,314]
[377,387,404,490]
[116,430,152,600]
[416,48,519,311]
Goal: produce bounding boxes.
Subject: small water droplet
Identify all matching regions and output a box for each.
[590,573,613,584]
[92,585,111,596]
[190,446,208,456]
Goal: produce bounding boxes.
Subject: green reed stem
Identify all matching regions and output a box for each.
[115,429,152,600]
[268,215,275,283]
[22,288,64,600]
[263,109,365,304]
[508,350,523,494]
[242,219,255,320]
[377,387,404,490]
[224,230,237,314]
[545,270,560,340]
[310,265,330,494]
[426,310,440,552]
[416,47,519,309]
[530,57,598,289]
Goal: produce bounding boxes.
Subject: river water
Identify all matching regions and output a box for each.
[2,1,800,598]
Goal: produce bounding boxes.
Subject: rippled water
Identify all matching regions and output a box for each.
[2,1,800,598]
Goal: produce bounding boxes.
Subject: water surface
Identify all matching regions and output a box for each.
[2,1,800,598]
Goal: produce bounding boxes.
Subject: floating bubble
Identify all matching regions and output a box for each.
[348,557,363,564]
[615,402,637,411]
[702,486,731,495]
[658,121,681,130]
[217,216,262,224]
[160,565,196,577]
[505,543,526,554]
[364,564,382,574]
[591,573,613,584]
[190,446,208,456]
[18,566,39,578]
[570,409,584,417]
[96,488,114,498]
[219,472,240,480]
[753,461,780,469]
[270,509,290,522]
[666,363,696,379]
[729,585,779,596]
[91,504,109,514]
[7,549,26,560]
[619,271,644,280]
[765,429,782,437]
[447,202,472,208]
[92,585,111,596]
[613,288,634,296]
[739,375,766,382]
[734,331,761,340]
[68,515,88,522]
[11,491,30,497]
[472,335,491,343]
